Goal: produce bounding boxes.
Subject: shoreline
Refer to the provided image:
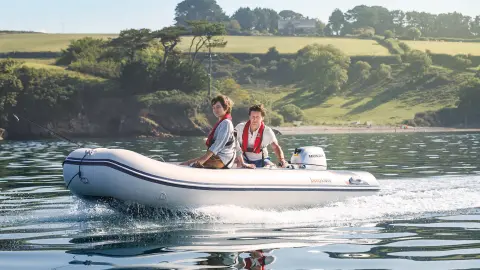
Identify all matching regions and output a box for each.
[2,125,480,142]
[274,125,480,135]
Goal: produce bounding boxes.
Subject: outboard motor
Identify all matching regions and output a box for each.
[289,146,327,170]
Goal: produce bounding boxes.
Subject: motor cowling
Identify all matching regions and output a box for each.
[289,146,327,170]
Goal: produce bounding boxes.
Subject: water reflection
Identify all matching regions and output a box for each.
[1,133,480,269]
[325,214,480,262]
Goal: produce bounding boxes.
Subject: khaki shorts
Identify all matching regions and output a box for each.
[192,155,225,169]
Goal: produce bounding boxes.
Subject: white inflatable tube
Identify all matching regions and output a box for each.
[62,148,380,209]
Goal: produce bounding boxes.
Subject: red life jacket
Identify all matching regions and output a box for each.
[205,114,232,148]
[241,121,265,154]
[244,256,266,269]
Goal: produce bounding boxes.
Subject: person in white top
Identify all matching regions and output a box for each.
[180,95,236,169]
[235,104,288,169]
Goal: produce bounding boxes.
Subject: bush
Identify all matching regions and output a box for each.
[406,27,422,40]
[295,44,350,93]
[394,54,403,64]
[406,50,432,75]
[213,70,232,78]
[248,57,261,67]
[372,64,392,81]
[280,104,305,122]
[137,90,202,110]
[56,37,108,65]
[69,59,121,79]
[384,30,394,39]
[266,111,284,126]
[353,27,375,38]
[398,42,411,53]
[214,77,240,95]
[453,54,472,70]
[256,67,268,76]
[239,64,257,76]
[374,36,404,55]
[350,61,372,82]
[264,46,280,63]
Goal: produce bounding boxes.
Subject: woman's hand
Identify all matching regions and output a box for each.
[242,163,256,169]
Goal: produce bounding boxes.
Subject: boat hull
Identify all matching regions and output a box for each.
[63,148,380,209]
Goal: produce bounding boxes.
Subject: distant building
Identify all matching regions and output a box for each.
[278,19,317,35]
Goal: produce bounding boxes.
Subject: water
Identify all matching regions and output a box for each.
[1,133,480,269]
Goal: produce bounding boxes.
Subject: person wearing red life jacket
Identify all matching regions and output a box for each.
[235,104,287,169]
[237,249,276,270]
[180,95,236,169]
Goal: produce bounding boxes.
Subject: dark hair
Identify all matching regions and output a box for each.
[210,94,233,114]
[249,104,266,117]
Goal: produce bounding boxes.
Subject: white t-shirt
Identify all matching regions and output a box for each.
[235,122,278,161]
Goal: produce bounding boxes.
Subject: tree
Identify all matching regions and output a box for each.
[109,28,153,61]
[253,8,276,32]
[232,7,256,30]
[279,10,304,20]
[154,26,187,68]
[457,79,480,127]
[175,0,227,26]
[186,21,227,96]
[406,50,432,75]
[471,16,480,36]
[391,10,406,35]
[227,20,242,33]
[405,12,435,37]
[56,37,107,65]
[407,27,422,40]
[344,5,394,35]
[434,12,472,38]
[296,44,350,93]
[328,9,345,36]
[265,9,280,33]
[315,20,326,36]
[0,60,23,124]
[187,21,227,65]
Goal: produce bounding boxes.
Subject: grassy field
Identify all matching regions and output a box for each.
[0,33,117,52]
[251,66,469,126]
[3,33,480,57]
[20,61,107,81]
[0,33,389,56]
[178,36,390,55]
[404,40,480,56]
[241,86,450,126]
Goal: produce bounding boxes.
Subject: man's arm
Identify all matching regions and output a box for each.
[271,141,287,167]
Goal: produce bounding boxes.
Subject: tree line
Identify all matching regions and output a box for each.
[173,0,480,39]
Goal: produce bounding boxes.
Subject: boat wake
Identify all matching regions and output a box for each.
[64,175,480,230]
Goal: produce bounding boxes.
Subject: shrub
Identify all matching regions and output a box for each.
[266,111,284,126]
[280,104,305,122]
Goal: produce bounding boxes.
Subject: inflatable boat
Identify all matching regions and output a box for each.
[62,146,380,209]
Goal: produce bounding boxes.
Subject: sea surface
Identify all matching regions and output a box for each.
[1,132,480,270]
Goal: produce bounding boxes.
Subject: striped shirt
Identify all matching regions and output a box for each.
[208,119,236,168]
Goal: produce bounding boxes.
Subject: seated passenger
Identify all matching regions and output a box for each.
[235,104,287,169]
[180,95,236,169]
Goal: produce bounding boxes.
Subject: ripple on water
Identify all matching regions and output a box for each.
[1,134,480,269]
